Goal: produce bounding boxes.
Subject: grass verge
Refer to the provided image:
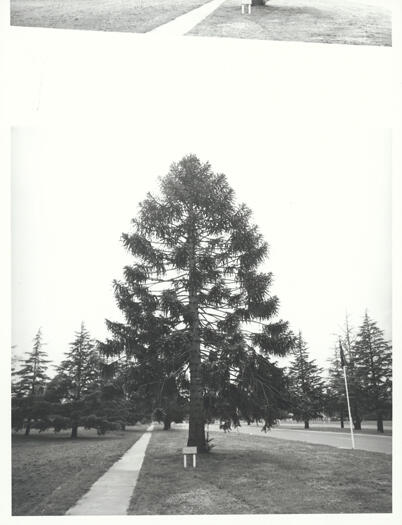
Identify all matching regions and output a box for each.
[10,0,213,33]
[129,426,391,514]
[188,0,392,46]
[12,424,148,515]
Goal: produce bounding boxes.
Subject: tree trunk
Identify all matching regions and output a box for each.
[187,235,206,452]
[25,420,31,436]
[71,424,78,439]
[340,414,344,429]
[304,420,309,429]
[377,412,384,433]
[352,404,362,430]
[187,313,206,450]
[163,417,171,431]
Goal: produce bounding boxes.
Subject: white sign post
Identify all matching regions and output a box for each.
[182,446,197,468]
[342,365,355,449]
[339,340,355,450]
[241,0,252,15]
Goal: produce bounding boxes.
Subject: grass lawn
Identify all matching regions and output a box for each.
[188,0,392,46]
[129,426,391,514]
[12,424,148,516]
[10,0,213,33]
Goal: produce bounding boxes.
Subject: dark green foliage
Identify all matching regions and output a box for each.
[325,344,347,427]
[11,329,51,435]
[44,323,131,437]
[101,155,294,450]
[99,359,151,425]
[12,328,51,399]
[77,388,133,430]
[56,322,100,403]
[152,400,186,430]
[332,316,368,430]
[353,312,392,432]
[81,414,121,435]
[339,317,364,430]
[202,348,290,431]
[287,332,325,428]
[52,415,71,432]
[325,318,362,429]
[11,396,65,433]
[325,314,391,432]
[100,319,190,430]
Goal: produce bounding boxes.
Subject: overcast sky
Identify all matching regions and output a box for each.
[11,126,391,373]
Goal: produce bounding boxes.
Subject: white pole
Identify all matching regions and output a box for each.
[184,455,187,468]
[343,365,355,449]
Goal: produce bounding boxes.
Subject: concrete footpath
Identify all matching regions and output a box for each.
[149,0,227,36]
[66,425,154,515]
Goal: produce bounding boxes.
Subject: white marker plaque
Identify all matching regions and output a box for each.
[182,447,197,468]
[241,0,251,14]
[182,447,197,454]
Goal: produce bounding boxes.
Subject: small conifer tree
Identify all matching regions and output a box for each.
[12,328,51,435]
[353,312,392,433]
[287,332,325,429]
[55,322,100,438]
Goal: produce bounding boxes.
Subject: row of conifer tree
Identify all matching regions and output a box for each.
[12,311,391,438]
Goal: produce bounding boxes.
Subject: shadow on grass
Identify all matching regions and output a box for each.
[256,5,327,17]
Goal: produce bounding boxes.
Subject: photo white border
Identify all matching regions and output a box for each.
[2,0,401,522]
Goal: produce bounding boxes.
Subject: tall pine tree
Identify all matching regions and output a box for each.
[54,322,100,438]
[353,312,392,433]
[287,332,324,429]
[101,154,294,451]
[338,316,366,430]
[12,328,51,435]
[12,328,50,398]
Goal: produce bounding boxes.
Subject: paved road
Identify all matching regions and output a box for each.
[276,420,392,431]
[207,423,392,455]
